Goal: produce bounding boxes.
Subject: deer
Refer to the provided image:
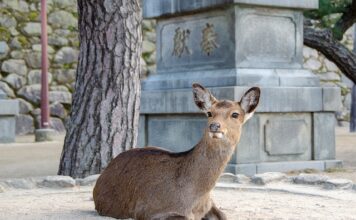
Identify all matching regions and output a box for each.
[93,83,261,220]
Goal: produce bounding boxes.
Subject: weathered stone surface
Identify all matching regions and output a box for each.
[251,172,286,185]
[48,10,77,28]
[0,11,17,28]
[48,35,69,46]
[10,50,24,59]
[324,59,339,72]
[51,0,77,9]
[24,51,43,68]
[219,173,239,183]
[21,22,41,36]
[3,179,35,189]
[32,44,55,54]
[0,81,15,98]
[49,91,72,104]
[18,84,41,103]
[318,72,340,81]
[2,0,29,12]
[293,173,329,185]
[54,47,79,64]
[236,174,251,184]
[1,59,27,76]
[323,179,353,190]
[76,174,100,186]
[304,58,322,71]
[27,69,53,84]
[50,102,67,118]
[15,114,34,135]
[35,128,56,142]
[142,40,155,54]
[17,98,34,114]
[4,73,26,89]
[50,85,70,92]
[54,69,76,84]
[38,176,75,188]
[49,117,66,132]
[303,46,318,58]
[0,41,10,59]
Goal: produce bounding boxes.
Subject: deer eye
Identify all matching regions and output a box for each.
[231,112,239,118]
[207,112,212,117]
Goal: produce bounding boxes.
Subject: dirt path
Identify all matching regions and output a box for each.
[0,184,355,220]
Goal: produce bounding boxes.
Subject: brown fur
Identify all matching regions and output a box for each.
[93,84,260,220]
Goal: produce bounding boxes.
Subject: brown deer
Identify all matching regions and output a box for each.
[93,83,260,220]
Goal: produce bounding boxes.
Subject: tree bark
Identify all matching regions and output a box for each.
[304,27,356,84]
[58,0,142,178]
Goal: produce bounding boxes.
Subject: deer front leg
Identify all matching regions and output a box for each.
[202,202,227,220]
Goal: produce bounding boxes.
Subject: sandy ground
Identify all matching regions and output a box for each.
[0,185,355,220]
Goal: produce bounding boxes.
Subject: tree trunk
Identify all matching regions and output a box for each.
[58,0,142,178]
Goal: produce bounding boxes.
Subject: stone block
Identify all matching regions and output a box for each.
[75,174,100,186]
[322,87,342,111]
[218,173,239,183]
[35,129,56,142]
[232,115,260,163]
[140,87,325,114]
[16,114,34,135]
[323,179,353,190]
[251,172,286,185]
[1,59,27,76]
[313,113,336,160]
[293,173,329,185]
[324,160,343,170]
[143,0,318,19]
[137,115,146,147]
[0,117,16,143]
[235,6,303,69]
[146,115,206,152]
[264,117,309,156]
[37,176,76,188]
[256,161,325,173]
[0,100,19,115]
[226,163,257,176]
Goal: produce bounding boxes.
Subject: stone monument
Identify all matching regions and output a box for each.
[139,0,342,175]
[0,90,19,143]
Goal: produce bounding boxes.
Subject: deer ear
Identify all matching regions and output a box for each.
[239,87,260,123]
[192,83,217,112]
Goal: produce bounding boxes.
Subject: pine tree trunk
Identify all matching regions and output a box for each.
[58,0,142,178]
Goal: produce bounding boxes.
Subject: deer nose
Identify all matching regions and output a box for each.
[209,123,221,132]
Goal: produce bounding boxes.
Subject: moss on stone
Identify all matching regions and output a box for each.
[17,35,30,48]
[28,11,39,21]
[0,26,11,41]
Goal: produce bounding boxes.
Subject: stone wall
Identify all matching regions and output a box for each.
[0,0,353,135]
[303,28,354,125]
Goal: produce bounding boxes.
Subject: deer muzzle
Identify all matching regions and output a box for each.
[209,122,224,139]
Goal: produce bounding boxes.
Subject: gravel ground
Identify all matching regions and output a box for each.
[0,184,355,220]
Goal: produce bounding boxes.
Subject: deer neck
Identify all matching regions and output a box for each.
[183,129,239,194]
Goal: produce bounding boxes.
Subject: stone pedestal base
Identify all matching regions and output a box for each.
[226,160,343,176]
[35,129,56,142]
[0,99,19,143]
[138,86,341,174]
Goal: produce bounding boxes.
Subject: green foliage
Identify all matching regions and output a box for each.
[304,0,353,40]
[305,0,351,20]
